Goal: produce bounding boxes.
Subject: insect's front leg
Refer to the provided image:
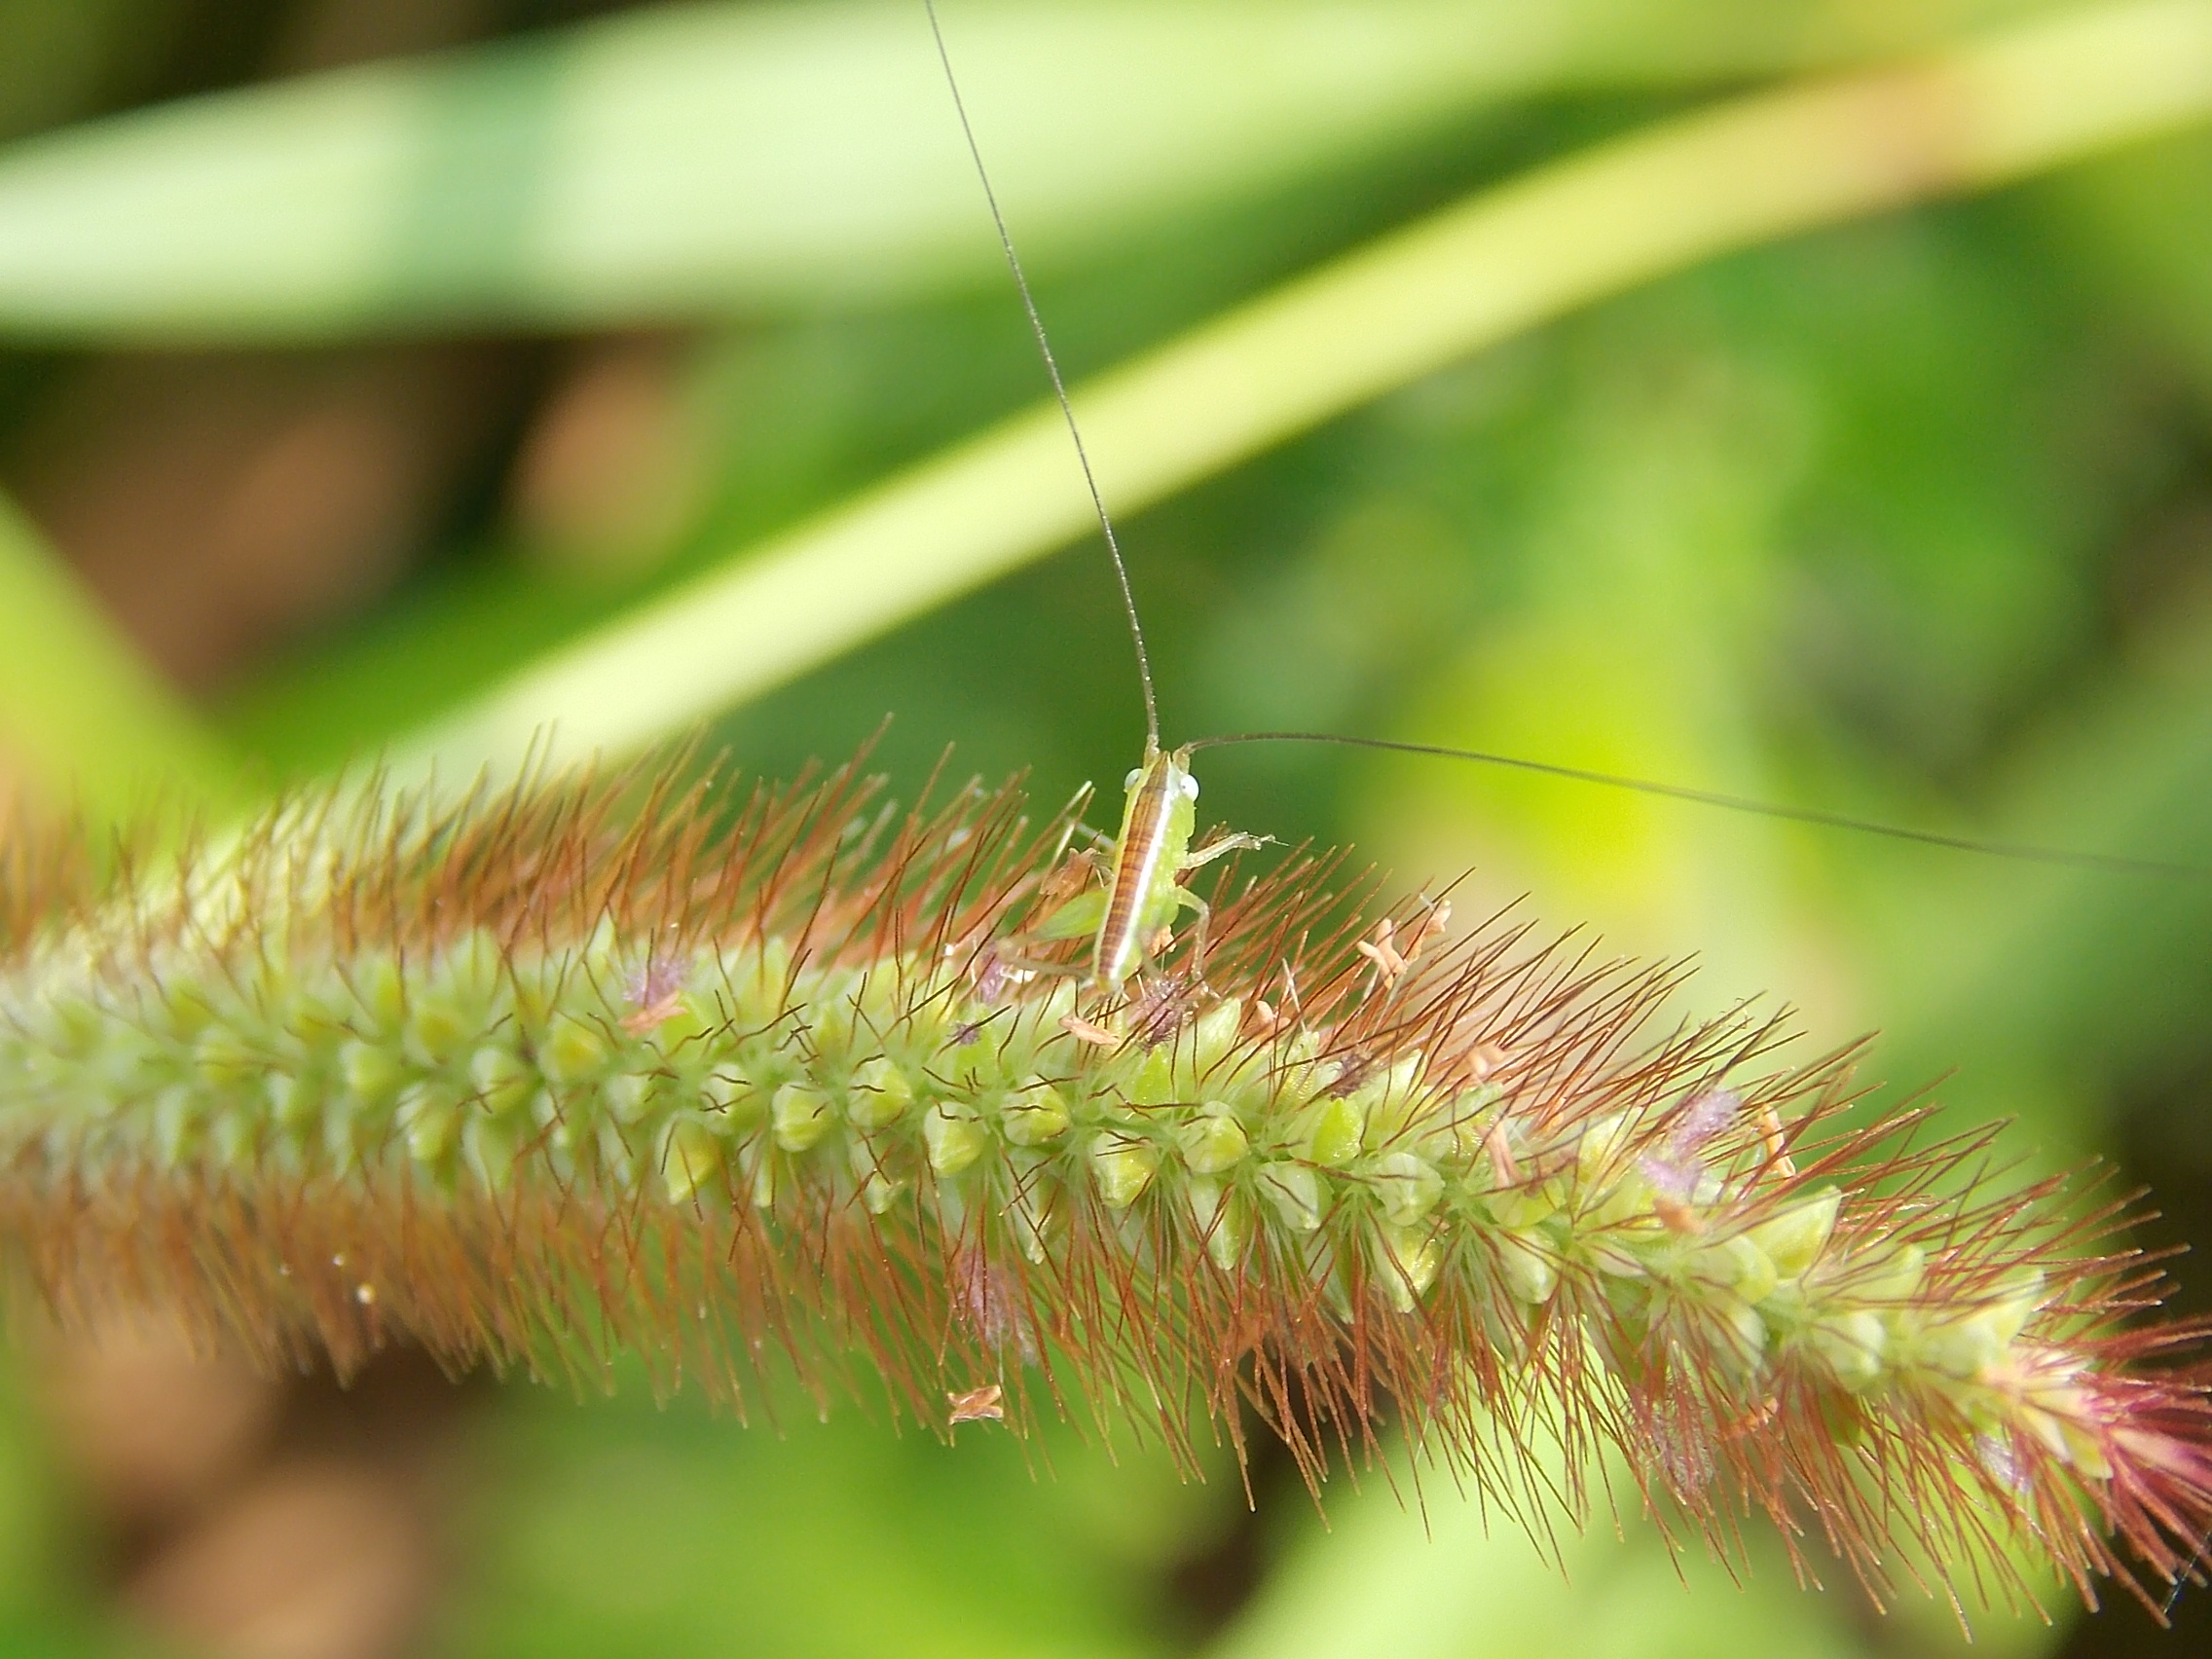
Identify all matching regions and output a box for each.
[1180,830,1268,873]
[1160,830,1267,980]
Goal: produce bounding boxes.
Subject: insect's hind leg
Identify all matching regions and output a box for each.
[1165,886,1227,988]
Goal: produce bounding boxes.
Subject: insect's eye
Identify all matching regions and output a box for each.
[1124,769,1143,790]
[1179,773,1199,800]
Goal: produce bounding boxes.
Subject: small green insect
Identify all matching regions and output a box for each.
[1029,741,1262,992]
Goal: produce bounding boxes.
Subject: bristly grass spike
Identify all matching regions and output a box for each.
[10,751,2212,1616]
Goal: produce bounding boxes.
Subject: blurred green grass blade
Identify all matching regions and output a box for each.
[396,0,2212,778]
[0,493,236,822]
[0,0,1582,340]
[0,0,2071,343]
[448,1382,1210,1659]
[2047,128,2212,388]
[1202,1449,2061,1659]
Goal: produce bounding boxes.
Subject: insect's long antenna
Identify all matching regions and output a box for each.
[1192,730,2212,879]
[923,0,1159,751]
[922,3,2185,888]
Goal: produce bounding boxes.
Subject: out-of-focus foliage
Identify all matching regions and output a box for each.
[0,0,2112,340]
[0,2,2208,1657]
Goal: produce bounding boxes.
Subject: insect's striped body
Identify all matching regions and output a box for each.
[1093,742,1199,988]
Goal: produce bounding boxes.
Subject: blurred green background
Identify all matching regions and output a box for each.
[0,0,2210,1654]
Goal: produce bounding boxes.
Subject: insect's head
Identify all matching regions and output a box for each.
[1124,744,1200,804]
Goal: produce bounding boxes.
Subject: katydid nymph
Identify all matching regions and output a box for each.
[1028,739,1263,993]
[918,2,2209,1010]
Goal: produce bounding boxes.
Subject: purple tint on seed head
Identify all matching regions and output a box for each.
[1129,975,1196,1049]
[1326,1052,1375,1099]
[1672,1088,1742,1154]
[956,1249,1040,1365]
[627,949,686,1011]
[1640,1088,1743,1199]
[951,1021,982,1048]
[975,955,1010,1005]
[1976,1432,2030,1495]
[1641,1154,1704,1202]
[1640,1403,1716,1501]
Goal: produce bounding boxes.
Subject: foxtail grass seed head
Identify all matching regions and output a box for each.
[1,752,2207,1615]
